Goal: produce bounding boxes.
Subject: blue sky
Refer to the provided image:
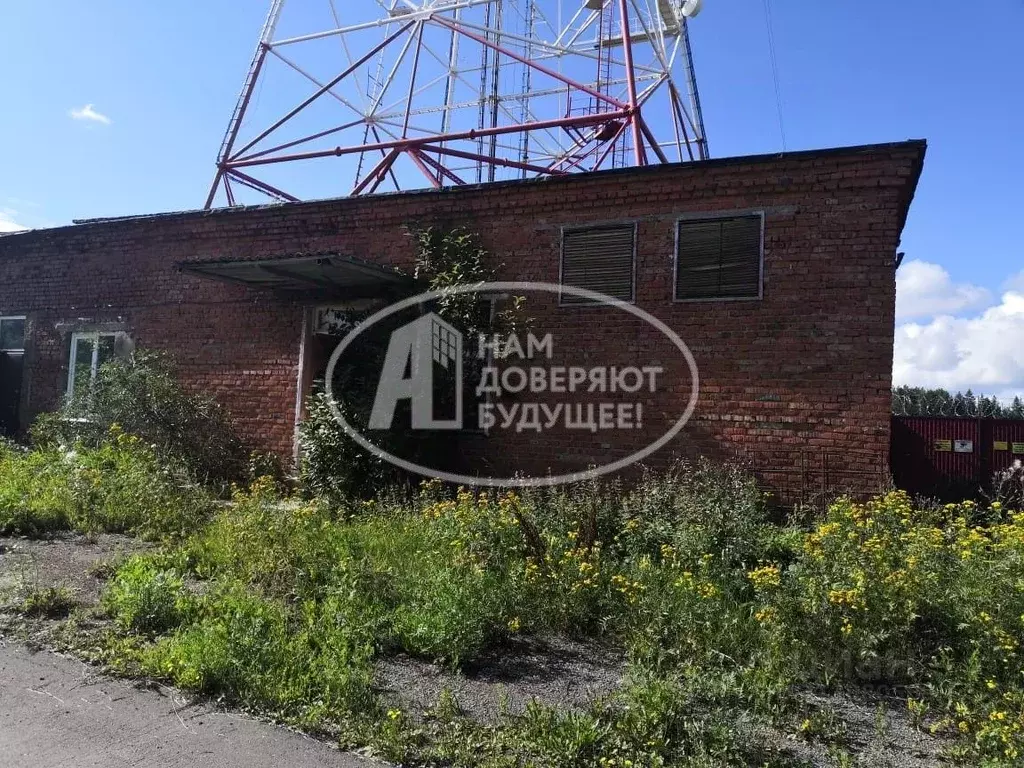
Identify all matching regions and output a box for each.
[1,0,1022,397]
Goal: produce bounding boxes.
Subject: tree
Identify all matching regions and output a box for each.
[893,385,1024,419]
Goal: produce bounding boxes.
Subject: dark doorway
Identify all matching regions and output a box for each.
[0,352,23,437]
[0,316,26,437]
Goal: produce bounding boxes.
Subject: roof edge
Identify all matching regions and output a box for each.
[4,139,927,240]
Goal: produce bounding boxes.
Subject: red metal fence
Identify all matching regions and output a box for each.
[891,417,1024,500]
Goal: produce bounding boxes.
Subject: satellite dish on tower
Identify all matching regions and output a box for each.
[681,0,703,18]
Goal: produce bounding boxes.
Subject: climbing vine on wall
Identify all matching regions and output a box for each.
[412,225,528,339]
[300,226,527,501]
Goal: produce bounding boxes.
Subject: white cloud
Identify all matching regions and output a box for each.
[0,209,28,233]
[1004,269,1024,296]
[895,259,990,321]
[894,287,1024,400]
[69,103,111,125]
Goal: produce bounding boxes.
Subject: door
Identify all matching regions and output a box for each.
[0,317,26,437]
[0,352,23,436]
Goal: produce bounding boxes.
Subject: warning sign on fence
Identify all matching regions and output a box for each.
[933,439,952,452]
[954,440,974,453]
[1014,443,1024,455]
[995,441,1010,451]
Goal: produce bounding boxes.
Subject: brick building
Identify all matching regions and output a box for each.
[0,140,925,500]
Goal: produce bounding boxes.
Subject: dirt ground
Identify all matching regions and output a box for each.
[0,534,953,767]
[0,534,145,610]
[377,634,626,723]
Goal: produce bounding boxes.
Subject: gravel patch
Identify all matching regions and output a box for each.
[754,689,949,768]
[376,635,625,723]
[0,534,146,609]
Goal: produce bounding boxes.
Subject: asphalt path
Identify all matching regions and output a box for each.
[0,641,376,768]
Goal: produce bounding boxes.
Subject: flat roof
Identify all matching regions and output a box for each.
[0,139,926,242]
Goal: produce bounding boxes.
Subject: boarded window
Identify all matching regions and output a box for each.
[675,215,763,301]
[560,224,636,304]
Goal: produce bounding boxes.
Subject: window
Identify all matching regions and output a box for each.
[67,332,119,397]
[0,317,25,352]
[675,214,763,301]
[560,223,636,305]
[432,319,460,370]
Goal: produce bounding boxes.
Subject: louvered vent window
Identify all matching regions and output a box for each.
[675,215,763,301]
[560,224,636,304]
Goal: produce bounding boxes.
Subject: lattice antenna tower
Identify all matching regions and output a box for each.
[205,0,709,208]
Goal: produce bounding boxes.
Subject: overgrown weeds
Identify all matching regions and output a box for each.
[31,350,246,483]
[0,425,211,539]
[10,439,1024,764]
[20,586,76,619]
[102,555,190,635]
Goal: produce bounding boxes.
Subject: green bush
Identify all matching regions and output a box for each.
[615,459,779,569]
[143,586,375,722]
[0,426,211,539]
[298,392,397,503]
[32,350,246,483]
[0,444,77,535]
[103,556,191,635]
[299,227,527,504]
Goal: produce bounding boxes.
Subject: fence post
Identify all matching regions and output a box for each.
[979,416,993,494]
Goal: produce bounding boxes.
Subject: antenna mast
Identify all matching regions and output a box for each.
[205,0,709,208]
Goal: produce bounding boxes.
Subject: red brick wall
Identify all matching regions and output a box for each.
[0,141,925,499]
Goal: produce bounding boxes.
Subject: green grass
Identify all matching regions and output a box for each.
[9,434,1024,765]
[20,586,77,619]
[101,555,190,635]
[0,426,211,540]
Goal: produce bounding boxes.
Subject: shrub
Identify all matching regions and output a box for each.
[298,392,397,502]
[299,226,527,505]
[616,459,779,570]
[31,350,246,483]
[21,586,76,618]
[991,460,1024,511]
[143,586,375,721]
[103,556,190,635]
[0,426,211,539]
[0,435,25,454]
[0,446,77,535]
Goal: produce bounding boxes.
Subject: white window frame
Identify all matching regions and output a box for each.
[67,331,118,397]
[0,316,26,353]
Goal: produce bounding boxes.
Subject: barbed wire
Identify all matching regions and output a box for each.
[892,391,1022,419]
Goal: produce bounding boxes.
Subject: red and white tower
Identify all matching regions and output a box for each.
[205,0,709,208]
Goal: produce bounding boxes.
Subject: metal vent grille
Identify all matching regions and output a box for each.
[675,215,763,300]
[560,224,636,304]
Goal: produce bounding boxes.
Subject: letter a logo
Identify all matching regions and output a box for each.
[369,313,463,430]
